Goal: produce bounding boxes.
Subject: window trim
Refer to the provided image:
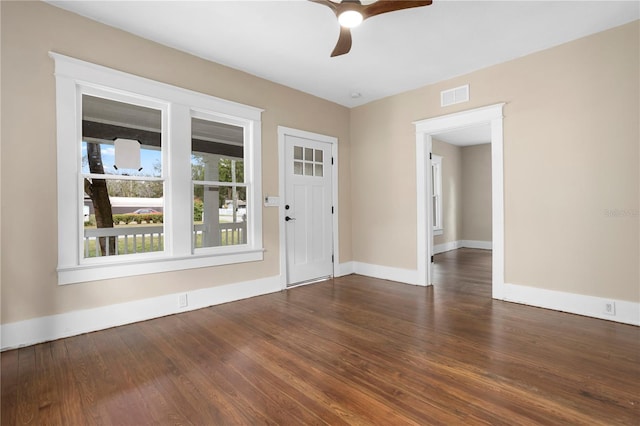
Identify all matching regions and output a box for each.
[50,52,264,285]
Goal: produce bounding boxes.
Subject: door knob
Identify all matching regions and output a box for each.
[285,216,296,222]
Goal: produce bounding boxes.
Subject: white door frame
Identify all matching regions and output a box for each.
[278,126,339,289]
[414,103,505,299]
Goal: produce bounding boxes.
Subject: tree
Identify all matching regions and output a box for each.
[191,155,205,200]
[84,142,116,255]
[106,158,163,198]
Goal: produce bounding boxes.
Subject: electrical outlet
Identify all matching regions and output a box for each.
[604,300,615,316]
[179,293,188,308]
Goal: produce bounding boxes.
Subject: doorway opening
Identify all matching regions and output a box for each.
[430,125,493,264]
[414,103,505,299]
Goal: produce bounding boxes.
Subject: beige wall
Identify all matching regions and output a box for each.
[0,1,352,324]
[432,139,462,246]
[351,21,639,302]
[432,141,492,246]
[1,2,638,328]
[461,143,492,242]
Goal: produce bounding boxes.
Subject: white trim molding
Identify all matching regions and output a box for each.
[461,240,492,250]
[342,261,638,326]
[335,261,355,277]
[1,275,282,351]
[414,103,505,297]
[434,241,462,254]
[433,240,492,254]
[352,262,418,286]
[503,283,640,326]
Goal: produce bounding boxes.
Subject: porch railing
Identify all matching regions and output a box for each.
[84,222,246,257]
[192,223,246,248]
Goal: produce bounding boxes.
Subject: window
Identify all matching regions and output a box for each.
[81,93,165,259]
[51,52,263,284]
[191,114,248,250]
[432,155,443,235]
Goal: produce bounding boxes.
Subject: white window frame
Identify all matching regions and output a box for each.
[190,109,251,255]
[51,52,264,285]
[432,154,443,235]
[79,88,169,263]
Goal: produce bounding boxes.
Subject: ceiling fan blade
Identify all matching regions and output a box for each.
[308,0,338,13]
[331,26,353,57]
[362,0,432,20]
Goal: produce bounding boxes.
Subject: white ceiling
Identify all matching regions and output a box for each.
[47,0,639,108]
[434,124,491,146]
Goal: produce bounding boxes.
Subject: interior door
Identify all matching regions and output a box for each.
[284,135,333,286]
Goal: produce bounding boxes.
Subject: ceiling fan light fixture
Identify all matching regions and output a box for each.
[338,10,363,28]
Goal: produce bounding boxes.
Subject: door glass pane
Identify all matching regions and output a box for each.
[305,147,313,161]
[294,161,303,175]
[315,149,323,162]
[315,164,323,177]
[305,163,313,176]
[294,146,303,160]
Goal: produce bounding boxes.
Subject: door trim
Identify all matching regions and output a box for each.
[278,126,339,289]
[414,103,505,299]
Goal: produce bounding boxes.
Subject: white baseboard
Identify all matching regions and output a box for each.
[1,275,282,351]
[352,261,419,286]
[433,240,462,254]
[349,262,638,326]
[461,240,492,250]
[5,267,635,351]
[434,240,491,254]
[335,261,354,277]
[502,282,640,326]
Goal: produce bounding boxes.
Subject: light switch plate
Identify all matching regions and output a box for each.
[264,196,280,207]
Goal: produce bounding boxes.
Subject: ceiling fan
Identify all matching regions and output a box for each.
[310,0,433,57]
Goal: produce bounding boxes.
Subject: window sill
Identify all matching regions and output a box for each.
[434,228,444,236]
[58,249,265,285]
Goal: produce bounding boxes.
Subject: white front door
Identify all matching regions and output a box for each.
[284,135,333,286]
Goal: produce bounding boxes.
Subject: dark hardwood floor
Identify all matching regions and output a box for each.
[2,249,639,425]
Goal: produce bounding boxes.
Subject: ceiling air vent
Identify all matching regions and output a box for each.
[440,84,469,107]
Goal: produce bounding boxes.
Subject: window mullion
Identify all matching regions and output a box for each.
[167,104,193,257]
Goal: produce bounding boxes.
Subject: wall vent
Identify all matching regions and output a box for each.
[440,84,469,107]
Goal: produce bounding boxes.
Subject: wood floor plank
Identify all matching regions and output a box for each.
[33,342,66,425]
[0,349,19,424]
[63,333,119,425]
[1,249,639,425]
[194,307,431,425]
[131,314,295,424]
[48,339,89,426]
[16,346,39,425]
[88,326,177,425]
[114,322,216,425]
[210,310,470,424]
